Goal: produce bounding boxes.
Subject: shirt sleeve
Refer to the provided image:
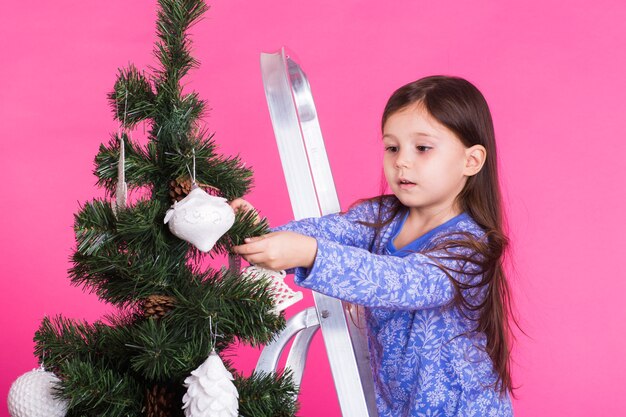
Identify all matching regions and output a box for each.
[292,238,480,310]
[269,200,378,250]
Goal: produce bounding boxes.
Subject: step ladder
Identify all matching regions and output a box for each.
[253,48,379,417]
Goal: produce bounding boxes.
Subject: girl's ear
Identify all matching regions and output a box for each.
[463,145,487,176]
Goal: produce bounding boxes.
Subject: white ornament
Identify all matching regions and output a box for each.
[182,349,238,417]
[8,367,68,417]
[241,265,303,314]
[164,186,235,252]
[112,137,128,216]
[112,91,129,217]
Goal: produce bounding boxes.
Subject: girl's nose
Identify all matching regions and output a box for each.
[394,151,412,169]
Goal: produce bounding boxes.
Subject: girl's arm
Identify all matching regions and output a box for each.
[235,230,482,310]
[232,198,379,250]
[292,238,479,310]
[270,215,372,249]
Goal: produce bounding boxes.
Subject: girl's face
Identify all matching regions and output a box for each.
[382,104,478,218]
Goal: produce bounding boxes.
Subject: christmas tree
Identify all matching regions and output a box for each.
[31,1,298,416]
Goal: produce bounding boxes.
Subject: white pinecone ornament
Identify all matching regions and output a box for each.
[242,265,303,314]
[182,349,238,417]
[8,367,68,417]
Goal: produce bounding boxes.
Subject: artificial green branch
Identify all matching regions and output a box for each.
[33,1,298,415]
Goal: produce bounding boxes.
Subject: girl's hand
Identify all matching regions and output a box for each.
[229,198,260,225]
[232,231,317,271]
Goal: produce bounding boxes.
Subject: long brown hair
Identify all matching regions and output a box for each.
[353,76,517,396]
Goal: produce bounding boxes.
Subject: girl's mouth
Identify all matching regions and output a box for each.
[398,179,416,189]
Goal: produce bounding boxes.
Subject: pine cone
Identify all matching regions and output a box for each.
[169,176,191,203]
[169,175,221,203]
[145,384,177,417]
[143,295,177,318]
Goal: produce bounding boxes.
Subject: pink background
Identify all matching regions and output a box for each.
[2,1,625,416]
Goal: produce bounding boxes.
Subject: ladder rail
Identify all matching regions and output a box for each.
[259,48,379,417]
[255,306,320,388]
[284,325,320,384]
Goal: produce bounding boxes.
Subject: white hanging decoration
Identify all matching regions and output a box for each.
[7,366,68,417]
[112,91,129,217]
[164,150,235,252]
[241,265,303,314]
[112,137,128,216]
[182,348,239,417]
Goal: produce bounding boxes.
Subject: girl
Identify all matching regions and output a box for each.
[232,75,514,416]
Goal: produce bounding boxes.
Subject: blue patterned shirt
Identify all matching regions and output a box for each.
[272,197,513,416]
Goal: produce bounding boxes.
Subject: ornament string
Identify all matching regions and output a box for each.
[208,316,224,353]
[39,341,46,372]
[185,148,197,189]
[115,89,129,143]
[122,90,128,129]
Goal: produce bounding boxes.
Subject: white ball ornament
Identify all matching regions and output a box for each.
[182,349,239,417]
[8,367,68,417]
[164,186,235,252]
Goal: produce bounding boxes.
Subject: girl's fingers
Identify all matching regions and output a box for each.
[241,254,267,266]
[233,239,266,255]
[229,198,243,210]
[233,245,253,255]
[229,199,262,226]
[230,198,252,213]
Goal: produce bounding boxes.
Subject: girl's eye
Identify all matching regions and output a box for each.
[416,146,431,152]
[384,146,398,153]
